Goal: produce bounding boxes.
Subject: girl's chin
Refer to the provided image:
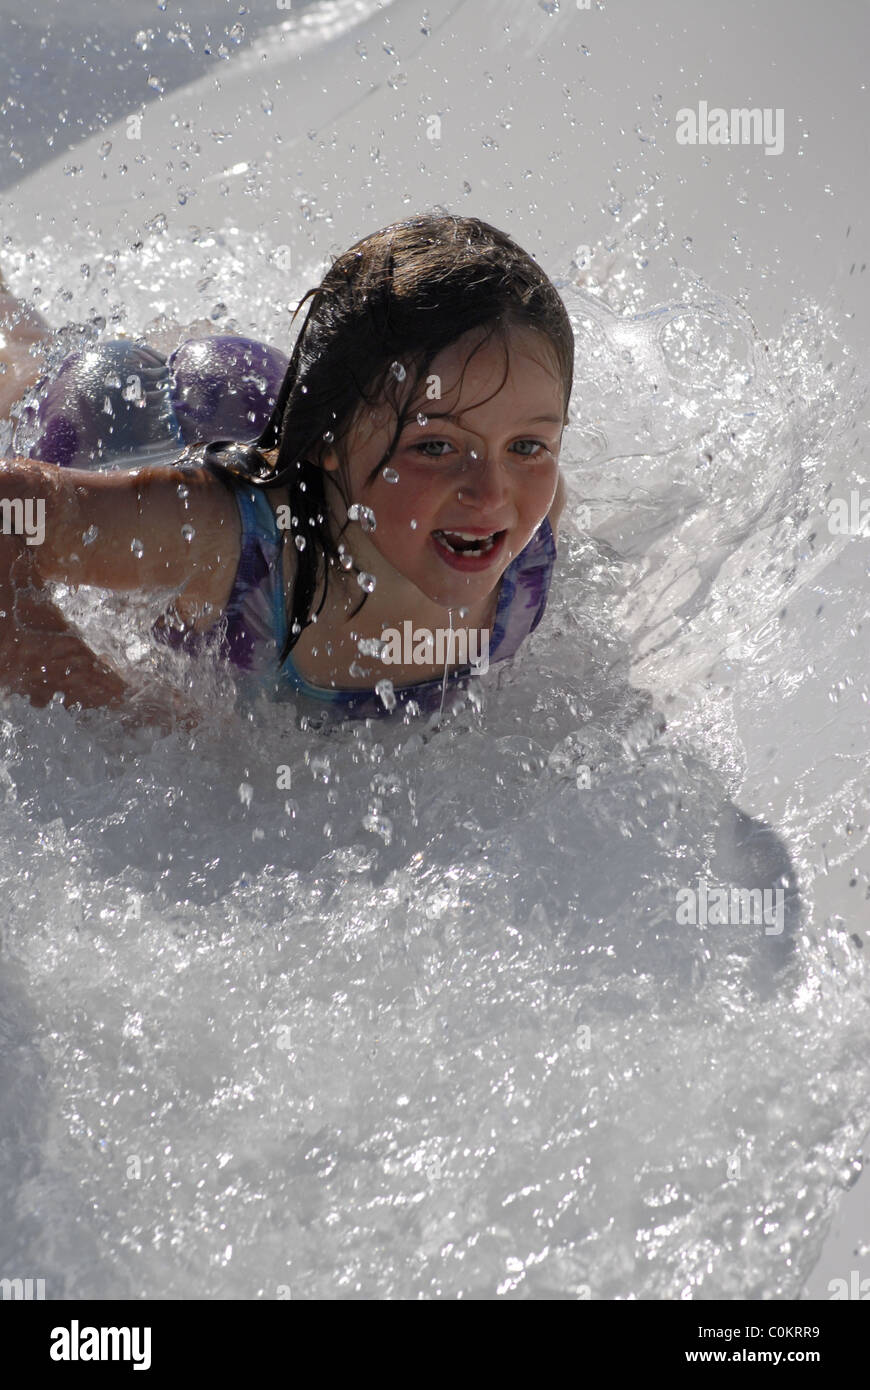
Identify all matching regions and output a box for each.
[359,534,514,610]
[415,568,506,616]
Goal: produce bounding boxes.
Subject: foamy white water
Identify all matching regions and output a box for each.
[1,0,869,1300]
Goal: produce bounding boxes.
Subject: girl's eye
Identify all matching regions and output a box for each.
[412,439,453,458]
[410,438,548,459]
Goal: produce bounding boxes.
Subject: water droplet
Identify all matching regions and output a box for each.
[307,752,331,783]
[294,534,306,551]
[416,411,428,427]
[181,524,195,543]
[177,483,190,501]
[375,679,396,711]
[348,502,377,532]
[383,467,400,483]
[98,141,112,160]
[357,636,385,658]
[357,571,377,593]
[130,538,144,558]
[390,360,407,382]
[322,430,334,443]
[82,525,99,546]
[238,782,253,807]
[147,74,165,93]
[409,519,418,530]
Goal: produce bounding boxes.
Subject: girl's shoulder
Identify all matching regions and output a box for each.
[221,460,297,603]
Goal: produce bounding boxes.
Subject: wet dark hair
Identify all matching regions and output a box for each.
[202,213,574,666]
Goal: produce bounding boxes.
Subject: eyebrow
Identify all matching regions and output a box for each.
[407,412,563,427]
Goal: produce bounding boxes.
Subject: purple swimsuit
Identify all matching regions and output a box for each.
[27,335,558,722]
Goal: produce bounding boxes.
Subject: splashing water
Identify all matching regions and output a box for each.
[0,226,869,1302]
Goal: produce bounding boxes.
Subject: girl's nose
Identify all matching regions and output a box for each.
[456,450,509,507]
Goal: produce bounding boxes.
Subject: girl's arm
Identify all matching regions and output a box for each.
[2,455,240,616]
[0,456,241,719]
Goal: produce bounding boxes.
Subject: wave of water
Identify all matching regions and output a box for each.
[1,215,869,1298]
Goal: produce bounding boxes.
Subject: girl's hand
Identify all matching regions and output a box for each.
[0,537,128,710]
[1,538,205,732]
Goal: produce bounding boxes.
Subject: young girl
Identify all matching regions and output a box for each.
[0,215,572,728]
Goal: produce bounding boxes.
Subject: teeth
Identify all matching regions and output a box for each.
[435,529,499,554]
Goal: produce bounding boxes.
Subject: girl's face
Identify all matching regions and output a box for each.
[322,324,566,618]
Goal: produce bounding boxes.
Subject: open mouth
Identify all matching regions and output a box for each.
[431,528,506,555]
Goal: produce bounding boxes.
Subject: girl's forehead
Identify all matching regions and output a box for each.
[346,328,564,446]
[430,325,560,382]
[416,335,562,414]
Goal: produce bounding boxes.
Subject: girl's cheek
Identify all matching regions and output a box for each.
[376,476,438,522]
